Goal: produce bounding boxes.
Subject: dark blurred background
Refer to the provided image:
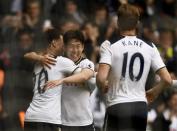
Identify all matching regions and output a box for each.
[0,0,177,131]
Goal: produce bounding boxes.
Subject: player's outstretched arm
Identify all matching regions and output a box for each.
[96,63,110,93]
[44,68,94,89]
[146,67,172,103]
[24,52,56,68]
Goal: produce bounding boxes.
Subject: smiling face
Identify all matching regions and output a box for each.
[65,39,84,62]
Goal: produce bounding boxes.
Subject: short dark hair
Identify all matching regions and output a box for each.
[63,30,85,45]
[117,4,140,31]
[45,28,61,44]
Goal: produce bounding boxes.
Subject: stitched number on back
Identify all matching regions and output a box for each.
[121,52,144,81]
[37,68,48,94]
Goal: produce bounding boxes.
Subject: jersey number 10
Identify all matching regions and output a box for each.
[121,52,144,81]
[33,68,48,94]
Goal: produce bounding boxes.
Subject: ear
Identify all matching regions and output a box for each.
[50,40,56,48]
[53,42,57,47]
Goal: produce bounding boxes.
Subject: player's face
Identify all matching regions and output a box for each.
[65,39,84,62]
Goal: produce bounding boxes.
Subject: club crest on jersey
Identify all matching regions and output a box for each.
[88,64,92,68]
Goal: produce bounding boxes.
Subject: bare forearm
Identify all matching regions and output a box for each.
[96,74,108,93]
[63,74,87,84]
[63,69,93,84]
[147,80,171,98]
[96,64,110,93]
[96,76,105,89]
[24,52,42,62]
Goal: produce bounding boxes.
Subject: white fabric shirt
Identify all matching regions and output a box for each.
[25,56,78,124]
[61,58,95,126]
[99,37,165,107]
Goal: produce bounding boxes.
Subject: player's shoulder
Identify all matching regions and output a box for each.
[56,56,75,65]
[80,58,93,64]
[78,58,95,70]
[80,58,93,65]
[111,35,125,47]
[136,37,154,48]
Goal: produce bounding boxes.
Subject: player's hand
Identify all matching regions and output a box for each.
[44,79,63,90]
[146,90,156,104]
[40,54,56,69]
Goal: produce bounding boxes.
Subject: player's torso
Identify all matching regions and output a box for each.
[61,58,94,126]
[107,36,153,106]
[25,57,66,124]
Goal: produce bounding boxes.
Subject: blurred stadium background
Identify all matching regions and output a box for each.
[0,0,177,131]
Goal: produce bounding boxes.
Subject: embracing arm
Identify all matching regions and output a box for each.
[45,68,94,89]
[62,68,94,83]
[24,52,43,62]
[24,52,56,68]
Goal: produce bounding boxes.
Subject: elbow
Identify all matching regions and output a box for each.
[24,53,29,59]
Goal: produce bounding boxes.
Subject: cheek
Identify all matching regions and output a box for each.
[79,49,83,53]
[79,46,84,52]
[66,49,72,57]
[66,47,72,53]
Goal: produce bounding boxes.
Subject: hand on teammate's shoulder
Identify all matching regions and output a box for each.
[41,54,57,69]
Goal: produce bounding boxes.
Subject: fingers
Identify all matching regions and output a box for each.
[45,56,56,65]
[47,56,57,63]
[44,81,56,90]
[42,56,57,69]
[44,63,51,69]
[43,80,61,90]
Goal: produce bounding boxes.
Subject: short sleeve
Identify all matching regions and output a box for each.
[151,44,165,72]
[79,59,94,71]
[57,57,79,74]
[99,40,112,65]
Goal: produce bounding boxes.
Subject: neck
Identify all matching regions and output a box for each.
[46,48,58,58]
[120,29,136,36]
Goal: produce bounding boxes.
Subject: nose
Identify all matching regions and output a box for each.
[71,47,78,53]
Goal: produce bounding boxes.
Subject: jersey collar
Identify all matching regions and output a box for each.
[75,56,86,65]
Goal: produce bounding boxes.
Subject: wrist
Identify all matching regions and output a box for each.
[61,79,65,85]
[37,55,43,62]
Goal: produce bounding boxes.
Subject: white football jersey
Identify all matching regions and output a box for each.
[99,36,165,107]
[61,58,95,126]
[25,56,78,124]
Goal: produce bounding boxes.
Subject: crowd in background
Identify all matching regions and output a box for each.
[0,0,177,131]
